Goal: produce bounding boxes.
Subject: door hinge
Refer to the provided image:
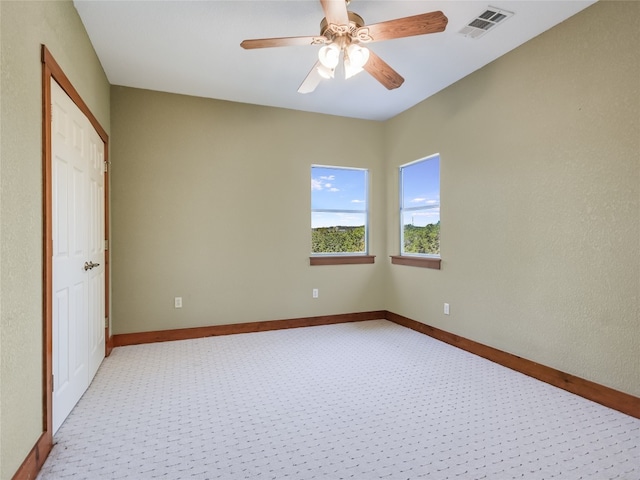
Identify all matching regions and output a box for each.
[52,374,55,392]
[105,317,109,329]
[104,161,109,173]
[104,239,109,251]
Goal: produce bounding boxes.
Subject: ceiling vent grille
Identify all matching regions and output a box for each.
[459,6,514,39]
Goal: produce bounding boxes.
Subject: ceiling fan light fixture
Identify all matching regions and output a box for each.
[344,58,363,79]
[316,63,335,79]
[318,43,340,69]
[344,43,369,79]
[240,2,448,93]
[346,44,370,69]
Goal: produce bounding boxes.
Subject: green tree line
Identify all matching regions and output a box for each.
[403,222,440,255]
[312,226,365,253]
[311,223,440,254]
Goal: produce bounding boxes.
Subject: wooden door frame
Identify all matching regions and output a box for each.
[40,45,110,461]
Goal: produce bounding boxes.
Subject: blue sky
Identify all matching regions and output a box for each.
[311,166,366,228]
[311,158,440,228]
[401,156,440,227]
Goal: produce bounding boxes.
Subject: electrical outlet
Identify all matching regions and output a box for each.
[175,297,182,308]
[444,303,450,315]
[312,288,319,299]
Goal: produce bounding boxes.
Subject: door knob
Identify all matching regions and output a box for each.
[84,261,100,271]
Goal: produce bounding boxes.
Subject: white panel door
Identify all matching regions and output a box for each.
[51,79,105,434]
[87,123,105,380]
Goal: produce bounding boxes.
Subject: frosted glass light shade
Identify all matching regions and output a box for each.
[317,63,335,79]
[344,44,370,79]
[318,44,340,69]
[347,44,370,69]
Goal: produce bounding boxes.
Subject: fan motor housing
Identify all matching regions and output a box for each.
[320,11,365,39]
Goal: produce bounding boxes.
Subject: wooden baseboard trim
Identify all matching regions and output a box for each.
[11,432,51,480]
[112,311,387,347]
[106,335,114,357]
[385,311,640,419]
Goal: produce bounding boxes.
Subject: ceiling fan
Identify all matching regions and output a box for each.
[240,0,448,94]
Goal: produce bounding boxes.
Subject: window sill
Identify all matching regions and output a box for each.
[390,255,441,270]
[310,255,376,266]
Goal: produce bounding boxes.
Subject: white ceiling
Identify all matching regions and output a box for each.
[74,0,596,121]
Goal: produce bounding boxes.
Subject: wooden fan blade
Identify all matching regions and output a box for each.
[359,11,448,42]
[320,0,349,27]
[241,36,327,49]
[298,62,324,94]
[363,51,404,90]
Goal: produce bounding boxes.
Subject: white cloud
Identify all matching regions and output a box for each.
[351,199,364,204]
[311,178,340,192]
[320,175,336,181]
[410,197,439,207]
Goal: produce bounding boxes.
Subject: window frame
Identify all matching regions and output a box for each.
[310,165,374,265]
[394,154,441,270]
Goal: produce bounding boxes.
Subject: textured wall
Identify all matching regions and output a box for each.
[384,1,639,397]
[2,1,638,477]
[0,1,110,477]
[110,87,386,335]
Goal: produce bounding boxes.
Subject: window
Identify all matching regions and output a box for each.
[311,165,370,260]
[398,155,440,265]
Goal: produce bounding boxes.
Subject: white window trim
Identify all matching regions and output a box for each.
[399,154,440,259]
[311,165,370,256]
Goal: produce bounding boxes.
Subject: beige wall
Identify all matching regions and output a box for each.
[0,1,110,477]
[110,87,387,334]
[1,0,638,478]
[384,1,639,396]
[112,2,638,396]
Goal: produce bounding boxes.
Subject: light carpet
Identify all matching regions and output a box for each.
[37,320,639,479]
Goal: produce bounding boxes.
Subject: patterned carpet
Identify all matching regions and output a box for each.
[38,320,639,479]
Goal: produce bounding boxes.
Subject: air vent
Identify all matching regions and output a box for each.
[459,6,513,39]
